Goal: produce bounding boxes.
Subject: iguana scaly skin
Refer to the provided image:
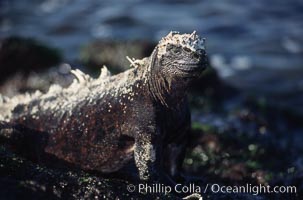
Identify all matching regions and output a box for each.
[0,31,208,181]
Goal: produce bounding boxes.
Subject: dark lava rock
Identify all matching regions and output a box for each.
[186,95,303,200]
[0,142,280,200]
[188,67,238,111]
[0,36,68,97]
[0,144,176,200]
[0,36,62,84]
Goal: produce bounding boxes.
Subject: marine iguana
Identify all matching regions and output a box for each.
[0,31,208,181]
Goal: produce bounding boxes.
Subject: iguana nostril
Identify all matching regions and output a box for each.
[193,53,200,59]
[192,49,207,60]
[196,49,205,55]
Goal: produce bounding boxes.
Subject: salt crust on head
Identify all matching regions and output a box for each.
[157,31,205,58]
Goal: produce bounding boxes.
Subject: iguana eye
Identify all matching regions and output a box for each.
[184,47,191,53]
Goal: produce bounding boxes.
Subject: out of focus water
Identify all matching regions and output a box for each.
[0,0,303,104]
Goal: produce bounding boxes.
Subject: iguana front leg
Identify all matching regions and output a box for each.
[134,133,159,181]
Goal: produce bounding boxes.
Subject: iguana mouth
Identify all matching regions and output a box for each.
[176,62,206,73]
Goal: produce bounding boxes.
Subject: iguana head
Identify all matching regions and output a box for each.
[148,31,209,106]
[156,31,208,78]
